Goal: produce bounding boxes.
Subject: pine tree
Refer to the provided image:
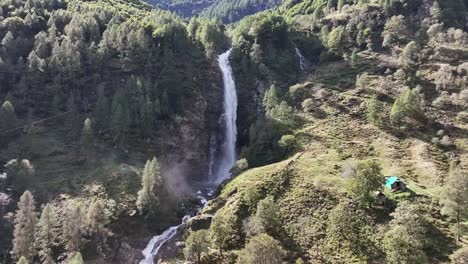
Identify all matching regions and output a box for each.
[367,96,385,126]
[400,41,420,68]
[440,164,468,242]
[210,213,231,255]
[390,88,423,123]
[269,101,295,127]
[327,26,346,54]
[431,1,443,21]
[184,230,210,264]
[80,118,94,149]
[348,160,384,207]
[0,100,17,132]
[255,196,281,235]
[382,16,408,48]
[63,202,84,253]
[13,191,38,261]
[263,85,279,114]
[137,158,162,214]
[36,203,57,264]
[86,200,108,252]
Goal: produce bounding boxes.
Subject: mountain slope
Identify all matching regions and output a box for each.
[145,0,283,23]
[169,0,468,263]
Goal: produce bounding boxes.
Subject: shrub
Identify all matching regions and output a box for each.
[236,234,285,264]
[301,98,316,112]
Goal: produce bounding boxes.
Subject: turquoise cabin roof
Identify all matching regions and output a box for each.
[386,176,399,188]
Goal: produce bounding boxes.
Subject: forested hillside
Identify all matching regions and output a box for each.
[1,0,468,263]
[146,0,283,23]
[0,0,229,262]
[170,0,468,263]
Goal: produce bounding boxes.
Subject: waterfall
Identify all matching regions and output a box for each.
[295,47,306,71]
[213,48,238,183]
[139,49,238,263]
[139,216,190,264]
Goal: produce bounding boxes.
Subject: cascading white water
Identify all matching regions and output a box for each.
[140,49,238,263]
[139,216,190,264]
[214,48,238,183]
[295,47,306,71]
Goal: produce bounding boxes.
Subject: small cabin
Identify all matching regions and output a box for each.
[386,176,406,192]
[374,191,387,206]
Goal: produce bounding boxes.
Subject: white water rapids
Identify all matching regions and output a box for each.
[139,216,190,264]
[139,49,238,263]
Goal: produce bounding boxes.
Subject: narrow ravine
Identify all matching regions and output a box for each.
[139,48,238,263]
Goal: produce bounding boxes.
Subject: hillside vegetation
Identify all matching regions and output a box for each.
[146,0,283,23]
[0,0,229,262]
[170,0,468,263]
[1,0,468,263]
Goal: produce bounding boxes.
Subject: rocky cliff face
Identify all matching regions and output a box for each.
[156,60,224,185]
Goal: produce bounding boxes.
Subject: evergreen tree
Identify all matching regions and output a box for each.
[400,41,420,68]
[36,203,57,264]
[110,89,130,145]
[184,230,210,264]
[348,160,384,207]
[367,96,385,126]
[327,26,346,54]
[0,100,17,132]
[137,157,162,214]
[5,159,35,192]
[383,202,427,264]
[254,196,281,235]
[86,200,108,251]
[440,164,468,242]
[382,16,408,48]
[237,234,285,264]
[210,213,232,254]
[263,84,279,114]
[63,202,84,253]
[269,101,295,127]
[390,88,423,123]
[13,191,38,261]
[431,1,443,22]
[80,118,94,149]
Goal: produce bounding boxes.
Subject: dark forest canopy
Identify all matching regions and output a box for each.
[146,0,283,23]
[0,0,228,143]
